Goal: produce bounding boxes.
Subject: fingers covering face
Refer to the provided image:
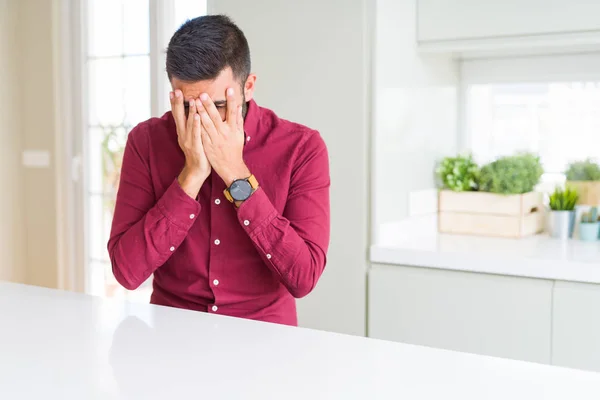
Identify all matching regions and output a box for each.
[170,90,186,133]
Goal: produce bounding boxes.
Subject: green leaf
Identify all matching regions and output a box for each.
[549,186,579,211]
[436,154,480,192]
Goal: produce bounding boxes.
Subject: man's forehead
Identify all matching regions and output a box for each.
[171,68,236,100]
[173,81,221,100]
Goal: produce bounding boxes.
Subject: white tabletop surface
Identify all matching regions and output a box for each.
[2,281,600,399]
[371,215,600,284]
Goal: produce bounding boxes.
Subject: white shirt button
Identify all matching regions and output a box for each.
[246,136,251,142]
[214,198,221,205]
[189,214,195,219]
[243,220,250,226]
[212,305,218,312]
[169,246,175,252]
[266,254,272,259]
[213,279,219,286]
[214,239,220,245]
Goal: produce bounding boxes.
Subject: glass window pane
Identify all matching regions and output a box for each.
[88,127,103,194]
[124,56,151,126]
[104,125,127,201]
[88,0,123,57]
[467,82,600,174]
[88,195,107,265]
[123,0,150,55]
[102,193,113,261]
[88,56,150,126]
[88,58,125,126]
[102,125,127,197]
[87,125,126,262]
[85,0,152,302]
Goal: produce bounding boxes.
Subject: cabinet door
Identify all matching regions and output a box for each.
[369,264,552,364]
[417,0,600,42]
[553,281,600,373]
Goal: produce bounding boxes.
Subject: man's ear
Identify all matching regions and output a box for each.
[243,74,257,101]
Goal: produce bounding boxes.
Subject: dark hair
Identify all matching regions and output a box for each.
[166,15,251,84]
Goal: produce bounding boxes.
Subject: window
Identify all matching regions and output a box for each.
[466,82,600,174]
[462,54,600,188]
[83,0,207,301]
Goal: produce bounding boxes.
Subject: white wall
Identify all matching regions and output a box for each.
[209,0,371,336]
[372,0,458,233]
[0,0,26,282]
[0,0,60,287]
[18,0,60,288]
[417,0,600,42]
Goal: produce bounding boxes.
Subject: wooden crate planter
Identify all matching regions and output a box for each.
[438,190,545,238]
[566,181,600,206]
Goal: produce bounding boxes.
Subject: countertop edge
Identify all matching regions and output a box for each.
[370,245,600,285]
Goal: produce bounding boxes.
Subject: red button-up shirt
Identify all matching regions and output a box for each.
[108,100,330,326]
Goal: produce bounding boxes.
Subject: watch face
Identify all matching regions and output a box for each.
[230,179,253,201]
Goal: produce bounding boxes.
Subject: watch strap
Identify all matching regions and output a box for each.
[224,188,234,203]
[247,174,259,190]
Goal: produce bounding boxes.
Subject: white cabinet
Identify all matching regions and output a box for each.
[552,281,600,372]
[417,0,600,53]
[418,0,600,42]
[369,264,553,363]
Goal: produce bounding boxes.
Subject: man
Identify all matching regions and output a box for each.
[107,15,330,326]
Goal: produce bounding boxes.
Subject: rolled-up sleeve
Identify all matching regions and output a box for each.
[107,124,200,290]
[236,132,330,298]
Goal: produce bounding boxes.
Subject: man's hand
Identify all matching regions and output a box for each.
[171,90,211,198]
[197,88,250,187]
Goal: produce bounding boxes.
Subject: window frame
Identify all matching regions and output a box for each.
[59,0,206,295]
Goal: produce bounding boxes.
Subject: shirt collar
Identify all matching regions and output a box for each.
[243,99,261,145]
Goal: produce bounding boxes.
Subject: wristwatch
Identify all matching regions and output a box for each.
[224,174,259,203]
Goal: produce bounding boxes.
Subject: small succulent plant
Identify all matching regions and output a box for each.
[436,154,480,192]
[565,159,600,181]
[581,207,599,223]
[549,186,579,211]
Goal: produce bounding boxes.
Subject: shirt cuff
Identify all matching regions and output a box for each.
[156,179,201,230]
[236,188,277,237]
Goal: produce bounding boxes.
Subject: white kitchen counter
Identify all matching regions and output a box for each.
[1,282,600,399]
[371,215,600,284]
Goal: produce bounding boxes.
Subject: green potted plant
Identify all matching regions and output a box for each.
[437,153,545,238]
[478,153,543,195]
[436,154,479,192]
[579,207,600,242]
[548,186,579,239]
[565,159,600,206]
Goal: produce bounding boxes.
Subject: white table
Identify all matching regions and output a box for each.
[1,282,600,399]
